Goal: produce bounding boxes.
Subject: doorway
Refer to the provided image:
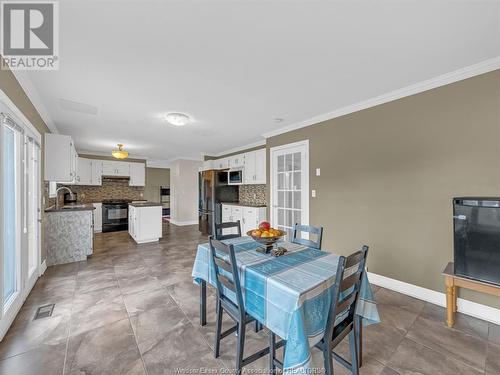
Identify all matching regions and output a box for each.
[270,140,309,239]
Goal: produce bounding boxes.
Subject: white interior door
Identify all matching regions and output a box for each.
[270,140,309,239]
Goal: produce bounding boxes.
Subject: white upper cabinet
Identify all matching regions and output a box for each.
[211,148,266,184]
[229,154,244,168]
[129,162,145,186]
[91,160,103,185]
[243,151,256,184]
[215,157,230,170]
[254,148,266,184]
[44,134,78,183]
[102,160,129,176]
[243,149,266,184]
[76,157,92,185]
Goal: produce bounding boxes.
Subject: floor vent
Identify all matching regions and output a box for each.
[34,304,55,320]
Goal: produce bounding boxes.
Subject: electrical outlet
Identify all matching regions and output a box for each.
[311,189,316,198]
[316,168,321,176]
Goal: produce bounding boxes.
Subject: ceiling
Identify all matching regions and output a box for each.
[20,0,500,161]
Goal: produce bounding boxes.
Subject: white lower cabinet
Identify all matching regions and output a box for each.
[93,203,102,232]
[221,204,267,236]
[129,205,162,244]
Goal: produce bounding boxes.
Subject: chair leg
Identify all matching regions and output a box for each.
[254,320,260,332]
[236,322,246,374]
[356,316,363,367]
[269,332,276,373]
[214,301,223,358]
[322,341,334,375]
[349,331,359,375]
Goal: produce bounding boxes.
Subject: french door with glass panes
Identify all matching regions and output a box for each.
[270,140,309,239]
[0,108,41,338]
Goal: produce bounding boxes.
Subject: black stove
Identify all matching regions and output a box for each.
[102,200,131,232]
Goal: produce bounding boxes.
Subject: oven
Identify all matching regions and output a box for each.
[102,202,129,232]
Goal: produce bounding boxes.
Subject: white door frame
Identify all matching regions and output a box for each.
[0,89,42,340]
[269,139,309,231]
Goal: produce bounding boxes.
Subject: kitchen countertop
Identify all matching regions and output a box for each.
[44,204,96,213]
[220,202,267,208]
[129,202,162,207]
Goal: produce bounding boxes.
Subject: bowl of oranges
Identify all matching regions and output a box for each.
[247,221,285,253]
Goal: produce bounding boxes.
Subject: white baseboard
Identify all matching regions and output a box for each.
[39,260,47,276]
[169,219,198,226]
[367,272,500,326]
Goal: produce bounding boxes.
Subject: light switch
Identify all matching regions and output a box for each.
[311,189,316,198]
[316,168,321,176]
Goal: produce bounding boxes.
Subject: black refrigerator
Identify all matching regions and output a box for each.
[199,170,239,235]
[453,197,500,286]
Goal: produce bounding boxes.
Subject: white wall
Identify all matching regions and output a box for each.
[170,159,201,226]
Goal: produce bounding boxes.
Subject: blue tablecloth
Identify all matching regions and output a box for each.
[191,237,380,374]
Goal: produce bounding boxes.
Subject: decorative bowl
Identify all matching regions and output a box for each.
[246,229,286,253]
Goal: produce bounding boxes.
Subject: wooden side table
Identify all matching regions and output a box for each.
[442,262,500,327]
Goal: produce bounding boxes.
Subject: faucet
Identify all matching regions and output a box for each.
[55,186,75,209]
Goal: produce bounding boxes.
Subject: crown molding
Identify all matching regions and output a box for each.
[10,70,59,134]
[262,57,500,139]
[168,156,203,163]
[206,139,266,158]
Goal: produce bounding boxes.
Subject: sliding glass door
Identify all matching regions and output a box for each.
[26,138,41,284]
[2,123,21,307]
[0,109,41,336]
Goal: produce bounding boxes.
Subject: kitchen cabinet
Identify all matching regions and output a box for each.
[91,160,103,185]
[45,209,93,265]
[229,154,244,168]
[75,158,103,186]
[76,157,92,185]
[93,203,102,232]
[221,204,267,235]
[215,157,230,170]
[102,160,130,176]
[199,159,214,171]
[129,204,162,244]
[210,148,266,184]
[129,162,145,186]
[44,134,78,183]
[243,149,266,184]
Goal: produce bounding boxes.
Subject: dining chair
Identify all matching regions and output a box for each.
[213,220,242,240]
[209,237,270,373]
[268,246,369,375]
[317,246,369,375]
[291,223,324,249]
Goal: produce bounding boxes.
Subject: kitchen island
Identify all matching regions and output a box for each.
[44,204,95,266]
[128,202,162,244]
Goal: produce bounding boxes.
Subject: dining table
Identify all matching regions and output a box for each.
[191,236,380,374]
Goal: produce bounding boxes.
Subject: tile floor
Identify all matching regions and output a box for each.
[0,223,498,375]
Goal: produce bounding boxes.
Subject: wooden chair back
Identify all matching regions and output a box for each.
[291,223,324,249]
[325,246,369,344]
[213,221,242,240]
[209,236,245,318]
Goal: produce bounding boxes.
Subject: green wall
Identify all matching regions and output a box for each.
[144,167,170,203]
[267,69,500,309]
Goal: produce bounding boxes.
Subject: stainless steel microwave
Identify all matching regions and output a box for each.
[228,168,243,185]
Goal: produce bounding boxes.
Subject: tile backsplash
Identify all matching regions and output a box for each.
[239,184,267,206]
[45,177,145,207]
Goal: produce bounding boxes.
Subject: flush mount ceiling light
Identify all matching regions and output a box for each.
[111,144,129,159]
[163,112,190,126]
